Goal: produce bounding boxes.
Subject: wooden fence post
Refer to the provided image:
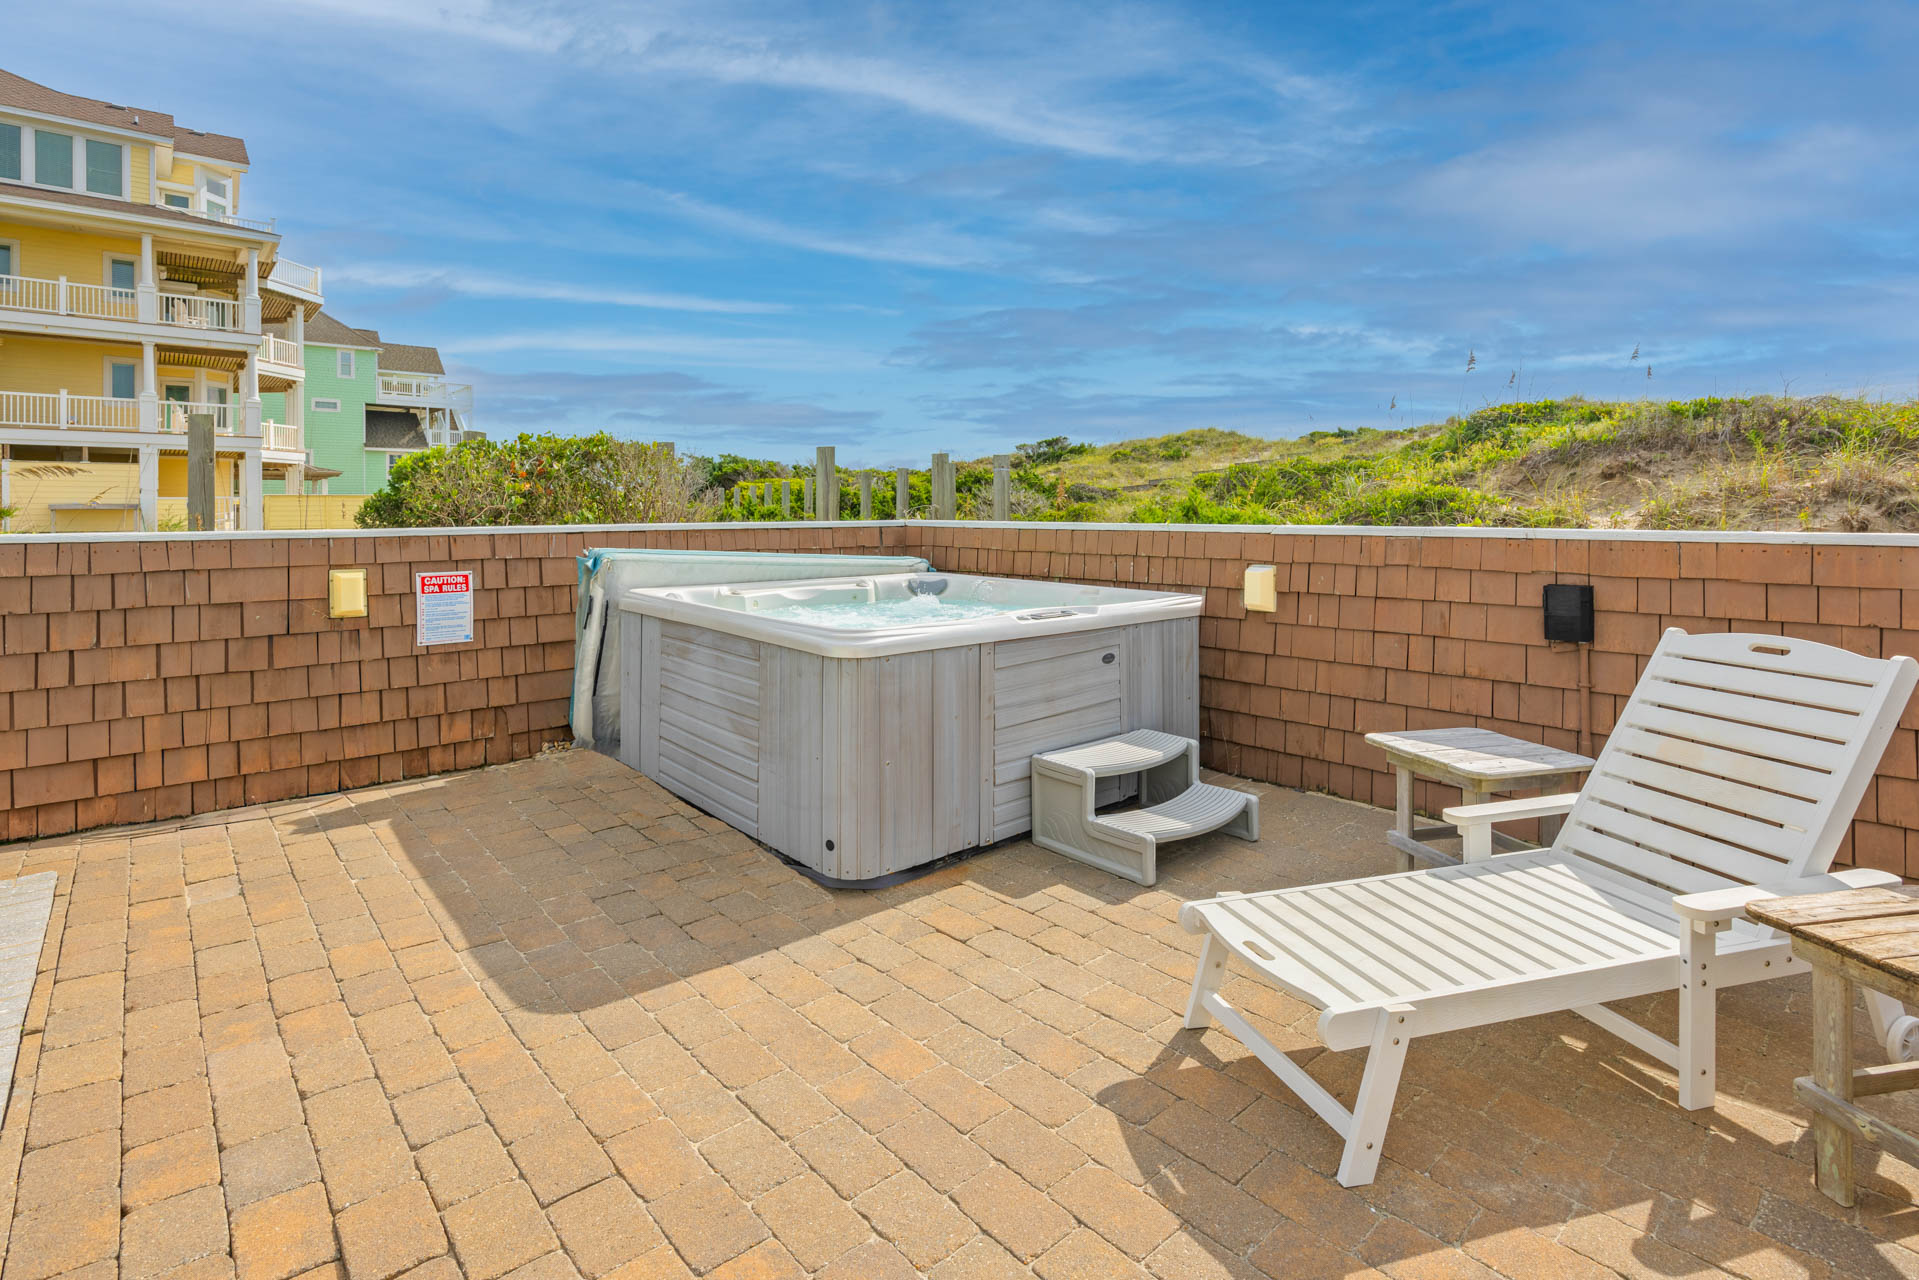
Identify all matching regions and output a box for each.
[780,478,791,519]
[931,453,953,520]
[895,468,909,519]
[992,454,1011,521]
[858,471,873,520]
[187,414,215,531]
[802,476,813,519]
[816,446,838,522]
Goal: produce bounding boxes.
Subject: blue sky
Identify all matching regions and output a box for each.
[15,1,1919,464]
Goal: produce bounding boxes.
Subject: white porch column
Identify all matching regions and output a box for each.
[241,446,264,530]
[137,445,159,531]
[289,307,304,346]
[243,249,260,333]
[136,233,157,323]
[242,349,261,437]
[138,341,158,430]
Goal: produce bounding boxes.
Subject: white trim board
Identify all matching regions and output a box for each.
[7,516,1919,547]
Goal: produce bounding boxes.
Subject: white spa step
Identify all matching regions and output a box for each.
[1092,782,1259,843]
[1035,729,1194,777]
[1031,732,1259,887]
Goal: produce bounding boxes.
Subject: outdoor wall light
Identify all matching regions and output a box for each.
[1244,564,1278,612]
[328,568,369,619]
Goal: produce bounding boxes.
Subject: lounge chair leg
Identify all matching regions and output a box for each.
[1184,933,1228,1030]
[1336,1003,1415,1188]
[1678,919,1718,1110]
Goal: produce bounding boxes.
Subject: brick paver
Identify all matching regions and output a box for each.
[1,748,1918,1278]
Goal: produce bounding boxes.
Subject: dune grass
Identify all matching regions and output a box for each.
[980,396,1919,531]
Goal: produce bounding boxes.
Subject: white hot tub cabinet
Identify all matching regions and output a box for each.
[615,573,1201,882]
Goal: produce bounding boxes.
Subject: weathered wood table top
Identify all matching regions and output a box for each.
[1747,886,1919,995]
[1363,727,1594,783]
[1364,727,1596,870]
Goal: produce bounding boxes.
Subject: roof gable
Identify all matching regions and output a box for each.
[0,69,248,164]
[378,343,445,375]
[305,310,382,350]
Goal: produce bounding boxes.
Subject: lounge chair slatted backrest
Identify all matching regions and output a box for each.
[1554,632,1906,897]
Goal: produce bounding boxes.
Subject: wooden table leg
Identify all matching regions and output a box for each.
[1393,766,1414,872]
[1811,965,1857,1206]
[1534,769,1585,847]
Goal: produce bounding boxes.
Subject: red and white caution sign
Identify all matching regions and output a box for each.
[415,571,475,646]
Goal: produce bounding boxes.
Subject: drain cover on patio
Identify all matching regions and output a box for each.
[0,872,55,1115]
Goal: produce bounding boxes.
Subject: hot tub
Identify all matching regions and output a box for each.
[616,572,1202,883]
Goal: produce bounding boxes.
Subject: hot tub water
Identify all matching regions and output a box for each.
[754,594,1015,630]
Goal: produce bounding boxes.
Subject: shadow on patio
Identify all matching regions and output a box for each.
[263,747,1919,1278]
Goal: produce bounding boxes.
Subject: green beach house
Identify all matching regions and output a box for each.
[261,310,475,495]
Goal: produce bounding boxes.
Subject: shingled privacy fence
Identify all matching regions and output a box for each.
[4,522,1917,875]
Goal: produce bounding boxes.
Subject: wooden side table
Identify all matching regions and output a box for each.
[1746,887,1919,1206]
[1364,728,1595,870]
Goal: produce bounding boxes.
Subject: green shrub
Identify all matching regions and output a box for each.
[356,433,715,528]
[1015,436,1092,466]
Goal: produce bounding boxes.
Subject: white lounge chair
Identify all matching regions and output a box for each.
[1180,629,1918,1187]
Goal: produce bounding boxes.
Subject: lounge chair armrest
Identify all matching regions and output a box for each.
[1440,794,1580,827]
[1671,868,1905,925]
[1441,793,1580,862]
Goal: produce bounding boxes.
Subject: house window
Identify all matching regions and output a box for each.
[33,130,73,187]
[108,258,136,294]
[0,241,14,277]
[163,192,190,209]
[202,175,228,220]
[0,124,18,181]
[84,140,122,196]
[311,398,342,413]
[107,362,137,399]
[337,350,355,379]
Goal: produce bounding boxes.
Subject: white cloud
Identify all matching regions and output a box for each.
[324,263,787,313]
[185,0,1343,166]
[1412,121,1879,247]
[632,186,1010,269]
[444,328,869,370]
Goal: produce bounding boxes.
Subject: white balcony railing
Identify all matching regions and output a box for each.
[0,274,57,312]
[0,273,247,333]
[157,400,239,435]
[261,334,303,368]
[0,274,136,322]
[267,258,321,295]
[0,391,140,430]
[209,210,277,233]
[263,420,303,452]
[158,292,242,332]
[65,281,140,322]
[376,373,474,413]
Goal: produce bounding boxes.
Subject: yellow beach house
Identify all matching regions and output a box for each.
[0,69,325,531]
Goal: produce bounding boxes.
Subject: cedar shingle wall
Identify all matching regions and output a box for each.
[5,522,1916,873]
[0,526,900,840]
[912,525,1919,876]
